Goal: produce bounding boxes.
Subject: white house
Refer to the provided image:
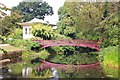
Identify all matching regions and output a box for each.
[18,18,57,39]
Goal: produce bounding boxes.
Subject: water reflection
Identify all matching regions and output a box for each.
[49,68,59,80]
[0,67,12,79]
[0,64,118,78]
[22,67,32,78]
[57,65,105,78]
[102,65,119,78]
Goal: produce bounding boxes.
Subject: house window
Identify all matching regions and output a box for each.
[25,28,27,35]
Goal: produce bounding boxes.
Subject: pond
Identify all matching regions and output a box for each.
[0,61,119,79]
[0,50,119,79]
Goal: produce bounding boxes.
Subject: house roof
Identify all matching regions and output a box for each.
[28,18,47,23]
[17,18,56,26]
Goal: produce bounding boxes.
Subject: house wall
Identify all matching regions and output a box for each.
[23,26,33,39]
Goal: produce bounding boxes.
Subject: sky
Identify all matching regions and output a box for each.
[0,0,66,24]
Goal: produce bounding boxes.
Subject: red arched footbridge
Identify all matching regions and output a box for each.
[33,39,103,51]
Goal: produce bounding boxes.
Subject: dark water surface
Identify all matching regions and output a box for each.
[0,63,119,79]
[0,52,119,79]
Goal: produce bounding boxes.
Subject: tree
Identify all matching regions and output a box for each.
[57,1,119,47]
[31,24,54,40]
[0,3,11,20]
[0,11,22,36]
[0,3,22,36]
[12,1,53,22]
[57,4,76,39]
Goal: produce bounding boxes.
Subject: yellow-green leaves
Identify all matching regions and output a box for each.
[31,24,54,40]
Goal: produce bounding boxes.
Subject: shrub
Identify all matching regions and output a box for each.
[6,39,41,51]
[98,46,118,66]
[7,28,22,39]
[31,24,54,40]
[7,39,28,49]
[26,41,41,51]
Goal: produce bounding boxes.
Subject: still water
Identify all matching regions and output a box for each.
[0,62,119,79]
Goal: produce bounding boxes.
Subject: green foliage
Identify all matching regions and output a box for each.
[8,63,24,76]
[57,7,76,38]
[8,28,22,39]
[57,3,103,39]
[98,46,118,67]
[0,2,119,78]
[22,51,40,67]
[95,12,119,47]
[49,46,64,54]
[52,33,70,40]
[48,46,75,55]
[49,52,98,64]
[31,24,54,40]
[0,11,22,36]
[103,46,118,67]
[38,50,50,60]
[61,46,75,55]
[31,23,71,40]
[0,35,6,43]
[7,38,41,51]
[12,1,53,21]
[57,2,119,47]
[7,39,29,49]
[32,69,51,78]
[103,65,118,78]
[26,41,40,51]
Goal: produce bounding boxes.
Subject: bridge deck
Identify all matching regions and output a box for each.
[34,39,101,51]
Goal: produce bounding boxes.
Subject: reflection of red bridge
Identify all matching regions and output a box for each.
[34,39,103,51]
[36,60,100,71]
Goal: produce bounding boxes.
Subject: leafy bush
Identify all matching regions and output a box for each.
[7,39,28,49]
[22,50,40,67]
[31,24,54,40]
[62,46,75,55]
[26,41,41,51]
[98,46,118,66]
[52,33,70,40]
[6,39,41,51]
[7,28,22,39]
[97,46,119,78]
